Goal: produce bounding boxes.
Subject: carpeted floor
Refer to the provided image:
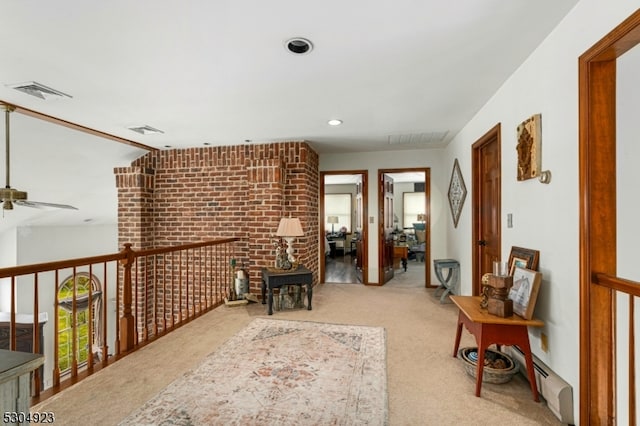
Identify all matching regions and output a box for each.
[32,283,563,425]
[119,318,388,425]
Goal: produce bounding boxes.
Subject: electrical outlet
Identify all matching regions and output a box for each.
[541,332,549,352]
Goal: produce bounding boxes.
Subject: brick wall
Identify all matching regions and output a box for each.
[115,141,319,330]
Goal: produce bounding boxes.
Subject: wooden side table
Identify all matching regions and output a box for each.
[450,295,544,401]
[261,266,313,315]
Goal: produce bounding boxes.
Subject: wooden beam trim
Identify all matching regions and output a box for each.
[0,100,158,152]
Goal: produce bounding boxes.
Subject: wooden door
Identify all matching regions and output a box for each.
[472,124,502,295]
[355,180,365,283]
[379,173,394,284]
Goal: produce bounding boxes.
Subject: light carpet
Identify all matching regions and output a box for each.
[119,318,388,425]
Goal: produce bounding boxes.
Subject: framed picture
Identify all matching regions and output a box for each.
[447,158,467,228]
[508,267,542,319]
[508,246,539,275]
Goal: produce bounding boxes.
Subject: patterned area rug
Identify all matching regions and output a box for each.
[120,318,388,425]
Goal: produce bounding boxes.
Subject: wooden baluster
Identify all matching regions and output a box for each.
[10,276,16,351]
[32,273,41,396]
[53,270,61,387]
[185,250,190,318]
[71,267,78,377]
[101,263,108,364]
[630,295,636,425]
[134,257,139,345]
[87,264,94,371]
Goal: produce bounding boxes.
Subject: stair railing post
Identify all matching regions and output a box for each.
[119,243,135,353]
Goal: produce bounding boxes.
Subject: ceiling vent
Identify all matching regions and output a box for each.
[7,81,72,100]
[388,131,449,146]
[127,125,164,135]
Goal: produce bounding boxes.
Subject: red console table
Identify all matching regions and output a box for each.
[450,295,544,401]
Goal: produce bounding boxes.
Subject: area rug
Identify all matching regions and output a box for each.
[119,318,388,425]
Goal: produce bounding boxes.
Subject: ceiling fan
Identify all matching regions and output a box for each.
[1,104,78,212]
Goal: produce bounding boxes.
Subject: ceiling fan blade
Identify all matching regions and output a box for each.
[13,200,78,210]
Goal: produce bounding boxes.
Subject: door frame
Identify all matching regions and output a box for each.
[579,9,640,423]
[320,170,368,284]
[377,167,431,287]
[472,124,502,296]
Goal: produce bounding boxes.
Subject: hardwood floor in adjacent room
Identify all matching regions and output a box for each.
[325,253,359,283]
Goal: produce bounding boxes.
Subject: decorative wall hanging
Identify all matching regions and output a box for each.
[516,114,542,180]
[447,158,467,228]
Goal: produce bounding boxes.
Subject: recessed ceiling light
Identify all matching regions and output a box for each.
[128,125,164,135]
[285,37,313,55]
[328,119,343,126]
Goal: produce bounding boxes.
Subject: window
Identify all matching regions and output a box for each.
[324,193,352,233]
[403,192,425,228]
[57,272,103,375]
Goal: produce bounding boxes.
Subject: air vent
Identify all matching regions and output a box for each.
[388,131,449,146]
[7,81,72,100]
[128,125,164,135]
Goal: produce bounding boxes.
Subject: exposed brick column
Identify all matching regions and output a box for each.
[117,141,320,305]
[114,166,156,250]
[114,166,155,341]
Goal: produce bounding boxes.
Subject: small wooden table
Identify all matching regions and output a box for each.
[261,266,313,315]
[450,295,544,401]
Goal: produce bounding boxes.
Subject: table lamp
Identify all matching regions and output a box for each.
[327,216,339,234]
[276,217,304,263]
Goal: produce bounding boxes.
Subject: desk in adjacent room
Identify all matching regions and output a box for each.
[262,266,313,315]
[393,244,408,271]
[450,295,544,401]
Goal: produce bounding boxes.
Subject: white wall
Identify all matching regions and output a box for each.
[320,148,446,284]
[0,228,18,312]
[442,1,640,424]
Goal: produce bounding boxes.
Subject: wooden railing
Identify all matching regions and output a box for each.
[0,237,241,402]
[593,272,639,424]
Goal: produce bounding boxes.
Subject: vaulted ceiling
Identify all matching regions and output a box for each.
[0,0,578,233]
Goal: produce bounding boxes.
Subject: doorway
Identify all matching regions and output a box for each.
[472,124,502,296]
[579,9,640,423]
[320,170,368,284]
[377,168,431,287]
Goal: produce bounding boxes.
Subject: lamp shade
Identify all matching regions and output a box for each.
[327,216,339,224]
[276,217,304,237]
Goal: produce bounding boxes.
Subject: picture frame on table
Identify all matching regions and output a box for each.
[509,267,542,319]
[508,246,540,275]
